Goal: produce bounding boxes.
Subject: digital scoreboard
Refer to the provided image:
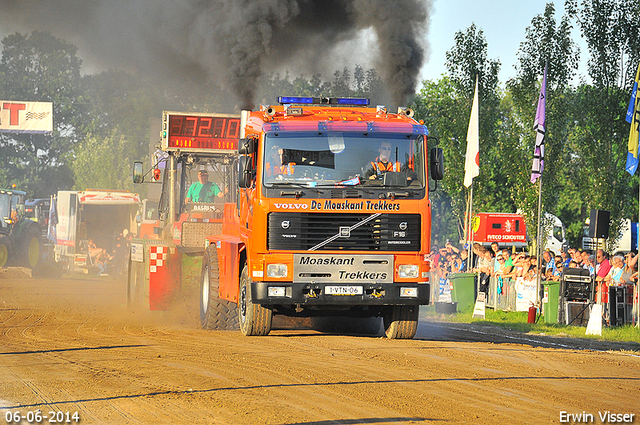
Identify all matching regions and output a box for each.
[161,111,240,152]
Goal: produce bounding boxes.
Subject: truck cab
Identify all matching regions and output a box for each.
[202,97,444,339]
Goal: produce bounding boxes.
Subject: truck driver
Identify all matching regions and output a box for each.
[265,145,295,178]
[185,170,223,203]
[365,141,401,179]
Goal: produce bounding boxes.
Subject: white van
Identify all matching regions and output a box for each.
[543,213,566,254]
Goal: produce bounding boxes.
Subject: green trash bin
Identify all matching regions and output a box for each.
[449,272,476,312]
[543,281,560,324]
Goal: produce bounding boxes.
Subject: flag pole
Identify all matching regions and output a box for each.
[466,183,474,272]
[625,61,640,327]
[535,177,543,306]
[531,64,547,310]
[463,76,480,272]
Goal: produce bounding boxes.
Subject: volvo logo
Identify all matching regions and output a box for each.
[339,227,351,237]
[281,221,290,229]
[399,222,408,231]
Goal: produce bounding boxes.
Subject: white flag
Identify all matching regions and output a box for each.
[464,78,479,187]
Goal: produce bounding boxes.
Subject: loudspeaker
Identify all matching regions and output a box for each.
[565,301,590,326]
[588,209,610,239]
[609,286,626,326]
[562,267,592,301]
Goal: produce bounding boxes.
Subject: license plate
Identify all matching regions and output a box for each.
[325,286,363,296]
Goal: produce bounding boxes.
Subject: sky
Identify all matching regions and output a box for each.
[419,0,588,85]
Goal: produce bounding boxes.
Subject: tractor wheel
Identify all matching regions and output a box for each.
[200,245,238,330]
[238,265,272,336]
[383,305,419,339]
[0,234,11,268]
[19,225,42,269]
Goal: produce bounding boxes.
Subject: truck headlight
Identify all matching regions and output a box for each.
[267,264,288,278]
[398,265,419,278]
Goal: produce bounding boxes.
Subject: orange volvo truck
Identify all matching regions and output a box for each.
[201,97,444,339]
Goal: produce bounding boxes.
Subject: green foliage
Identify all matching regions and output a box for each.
[427,308,640,344]
[506,4,579,250]
[0,31,85,196]
[413,24,508,245]
[256,64,386,105]
[562,0,640,249]
[70,131,137,192]
[413,2,640,253]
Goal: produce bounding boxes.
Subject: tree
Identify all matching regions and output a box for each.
[71,131,138,192]
[563,0,640,248]
[412,77,467,242]
[413,23,503,244]
[506,3,579,248]
[0,31,86,196]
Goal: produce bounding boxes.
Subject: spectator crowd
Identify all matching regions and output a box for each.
[428,240,639,322]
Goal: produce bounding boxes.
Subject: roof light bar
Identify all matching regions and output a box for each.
[331,97,370,106]
[278,96,316,104]
[277,96,370,106]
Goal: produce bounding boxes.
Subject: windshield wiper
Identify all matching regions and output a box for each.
[268,182,324,198]
[268,182,309,188]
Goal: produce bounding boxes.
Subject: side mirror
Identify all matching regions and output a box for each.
[430,147,444,181]
[133,161,144,184]
[238,137,257,155]
[238,156,254,188]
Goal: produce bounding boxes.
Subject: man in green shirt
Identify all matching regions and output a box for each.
[185,170,222,203]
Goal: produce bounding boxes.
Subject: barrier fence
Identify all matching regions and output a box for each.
[431,272,530,312]
[430,271,639,326]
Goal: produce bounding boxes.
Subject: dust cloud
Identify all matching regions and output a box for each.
[0,0,433,108]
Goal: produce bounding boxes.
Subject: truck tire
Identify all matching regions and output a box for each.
[19,225,41,269]
[200,245,238,330]
[383,305,419,339]
[0,234,11,268]
[239,265,272,336]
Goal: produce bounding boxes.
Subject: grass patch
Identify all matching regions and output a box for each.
[424,306,640,343]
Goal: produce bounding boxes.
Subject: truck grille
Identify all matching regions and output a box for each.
[268,213,420,251]
[182,222,223,248]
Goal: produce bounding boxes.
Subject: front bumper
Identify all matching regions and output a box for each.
[251,281,430,306]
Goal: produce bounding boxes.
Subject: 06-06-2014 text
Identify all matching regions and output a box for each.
[5,411,80,424]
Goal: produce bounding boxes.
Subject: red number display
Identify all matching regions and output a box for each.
[166,114,240,151]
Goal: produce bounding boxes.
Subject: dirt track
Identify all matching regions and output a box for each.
[1,269,639,425]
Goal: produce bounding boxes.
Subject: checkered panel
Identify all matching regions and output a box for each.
[149,246,167,273]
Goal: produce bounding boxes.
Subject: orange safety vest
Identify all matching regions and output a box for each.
[266,162,295,177]
[370,158,400,174]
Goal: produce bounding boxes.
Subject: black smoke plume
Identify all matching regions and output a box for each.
[0,0,432,109]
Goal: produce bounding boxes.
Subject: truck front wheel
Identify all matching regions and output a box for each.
[383,305,419,339]
[200,245,238,330]
[239,265,272,336]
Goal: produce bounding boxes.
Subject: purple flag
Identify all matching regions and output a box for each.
[531,67,546,183]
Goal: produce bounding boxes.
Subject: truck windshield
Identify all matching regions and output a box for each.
[263,132,425,188]
[181,159,231,205]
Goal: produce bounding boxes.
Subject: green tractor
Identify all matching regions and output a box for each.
[0,189,43,269]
